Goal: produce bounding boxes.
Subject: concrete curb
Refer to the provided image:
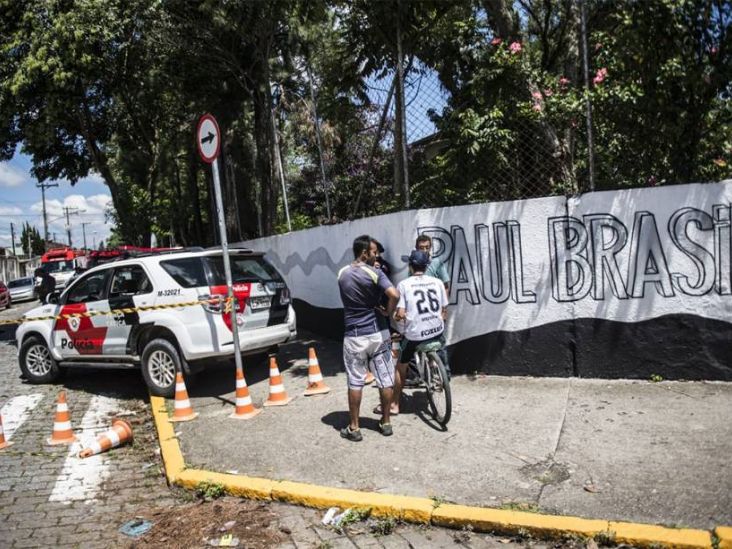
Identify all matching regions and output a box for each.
[150,396,719,548]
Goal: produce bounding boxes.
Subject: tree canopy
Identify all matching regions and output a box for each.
[1,0,729,245]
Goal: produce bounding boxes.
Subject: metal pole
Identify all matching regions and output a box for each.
[580,0,595,192]
[211,158,245,376]
[81,222,91,250]
[306,63,332,221]
[65,207,72,247]
[37,182,58,247]
[10,223,16,256]
[395,0,410,208]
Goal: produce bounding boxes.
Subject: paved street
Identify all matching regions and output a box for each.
[0,300,544,548]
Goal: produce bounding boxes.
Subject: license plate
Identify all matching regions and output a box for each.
[249,296,272,310]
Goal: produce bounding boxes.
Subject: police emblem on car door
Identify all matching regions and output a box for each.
[54,269,112,357]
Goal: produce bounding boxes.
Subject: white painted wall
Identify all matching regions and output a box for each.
[239,181,732,345]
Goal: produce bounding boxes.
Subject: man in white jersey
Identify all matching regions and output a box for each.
[390,249,448,414]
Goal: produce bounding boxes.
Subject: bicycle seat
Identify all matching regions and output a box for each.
[416,341,443,353]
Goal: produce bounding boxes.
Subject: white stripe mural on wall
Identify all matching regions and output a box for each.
[244,182,732,342]
[241,181,732,344]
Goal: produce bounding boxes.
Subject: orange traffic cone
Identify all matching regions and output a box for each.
[78,419,133,458]
[304,347,330,396]
[230,368,261,420]
[0,413,13,450]
[47,391,77,445]
[264,356,292,407]
[169,372,198,422]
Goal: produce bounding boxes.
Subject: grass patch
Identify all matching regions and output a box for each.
[430,495,449,509]
[498,501,541,513]
[370,517,397,536]
[594,529,616,546]
[195,480,226,501]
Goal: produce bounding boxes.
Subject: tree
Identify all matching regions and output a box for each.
[19,223,44,256]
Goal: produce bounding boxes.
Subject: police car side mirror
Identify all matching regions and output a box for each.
[46,291,60,305]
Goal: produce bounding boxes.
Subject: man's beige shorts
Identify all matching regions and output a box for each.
[342,330,395,389]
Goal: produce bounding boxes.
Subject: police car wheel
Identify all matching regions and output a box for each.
[20,337,60,383]
[141,338,181,398]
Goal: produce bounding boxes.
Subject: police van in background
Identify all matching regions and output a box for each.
[16,247,296,396]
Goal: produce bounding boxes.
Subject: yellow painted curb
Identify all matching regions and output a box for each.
[271,480,433,523]
[149,395,184,483]
[609,521,712,548]
[432,503,609,539]
[716,526,732,549]
[149,392,724,548]
[178,469,275,501]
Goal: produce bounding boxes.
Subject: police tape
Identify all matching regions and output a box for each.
[0,296,234,327]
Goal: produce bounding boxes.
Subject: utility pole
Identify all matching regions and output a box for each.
[63,207,83,247]
[10,222,16,256]
[36,182,58,248]
[81,222,91,250]
[394,0,410,208]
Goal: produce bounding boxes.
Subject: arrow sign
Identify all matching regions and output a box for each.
[196,114,220,163]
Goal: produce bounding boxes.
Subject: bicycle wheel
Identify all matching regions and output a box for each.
[424,351,451,425]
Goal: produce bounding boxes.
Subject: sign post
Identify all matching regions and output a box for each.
[196,114,246,378]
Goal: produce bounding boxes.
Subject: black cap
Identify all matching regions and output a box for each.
[409,249,430,268]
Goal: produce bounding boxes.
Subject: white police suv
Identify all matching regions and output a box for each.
[16,248,296,396]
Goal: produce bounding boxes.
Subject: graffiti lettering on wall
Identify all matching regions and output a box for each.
[420,204,732,305]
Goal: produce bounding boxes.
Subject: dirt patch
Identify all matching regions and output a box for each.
[125,497,284,548]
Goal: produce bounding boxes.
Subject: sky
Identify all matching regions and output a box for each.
[0,151,113,253]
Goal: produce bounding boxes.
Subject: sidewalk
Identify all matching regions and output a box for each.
[171,331,732,538]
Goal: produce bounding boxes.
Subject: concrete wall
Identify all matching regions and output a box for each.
[239,181,732,380]
[0,256,41,284]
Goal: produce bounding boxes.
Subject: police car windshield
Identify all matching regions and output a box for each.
[205,256,282,284]
[43,261,74,273]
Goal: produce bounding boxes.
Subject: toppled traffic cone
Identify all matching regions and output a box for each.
[0,413,13,450]
[169,372,198,422]
[78,419,133,458]
[47,391,77,445]
[230,368,261,420]
[303,347,330,396]
[264,356,292,407]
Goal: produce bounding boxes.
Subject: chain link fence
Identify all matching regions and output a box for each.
[277,62,588,228]
[274,31,731,232]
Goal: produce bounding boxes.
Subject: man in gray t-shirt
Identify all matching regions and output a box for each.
[416,234,450,291]
[337,235,399,441]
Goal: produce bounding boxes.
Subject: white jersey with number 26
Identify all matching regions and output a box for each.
[396,274,448,341]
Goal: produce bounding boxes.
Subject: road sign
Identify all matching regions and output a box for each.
[196,112,247,392]
[196,114,220,163]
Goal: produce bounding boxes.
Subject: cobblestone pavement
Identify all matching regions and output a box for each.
[0,301,551,548]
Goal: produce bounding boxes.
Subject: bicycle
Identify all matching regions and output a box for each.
[407,339,452,426]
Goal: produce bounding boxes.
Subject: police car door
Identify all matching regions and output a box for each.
[53,268,112,358]
[105,264,153,355]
